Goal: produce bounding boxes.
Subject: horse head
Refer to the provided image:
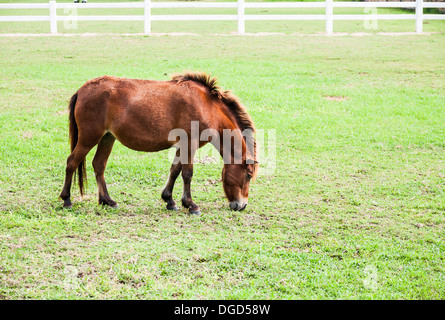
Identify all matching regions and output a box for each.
[222,159,258,211]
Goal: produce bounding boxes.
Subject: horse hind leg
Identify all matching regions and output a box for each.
[161,149,182,211]
[92,132,117,208]
[60,143,96,208]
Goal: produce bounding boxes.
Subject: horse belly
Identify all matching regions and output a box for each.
[117,136,173,152]
[108,106,177,152]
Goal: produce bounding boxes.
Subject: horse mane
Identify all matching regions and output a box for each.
[171,72,259,179]
[171,72,256,133]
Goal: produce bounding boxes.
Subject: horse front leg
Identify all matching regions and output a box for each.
[181,163,200,215]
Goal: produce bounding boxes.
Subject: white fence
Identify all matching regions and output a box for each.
[0,0,444,34]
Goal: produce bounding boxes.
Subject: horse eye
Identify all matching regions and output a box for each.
[246,174,252,180]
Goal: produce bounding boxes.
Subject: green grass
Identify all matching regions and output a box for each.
[0,6,445,300]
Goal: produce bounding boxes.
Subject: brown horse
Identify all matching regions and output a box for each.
[60,72,258,214]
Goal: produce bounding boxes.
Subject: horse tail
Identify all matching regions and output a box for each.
[68,92,87,196]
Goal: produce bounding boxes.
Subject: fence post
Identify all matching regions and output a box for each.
[49,0,57,34]
[238,0,245,34]
[415,0,423,33]
[325,0,333,34]
[144,0,151,34]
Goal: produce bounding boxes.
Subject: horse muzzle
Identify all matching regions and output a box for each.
[229,199,248,211]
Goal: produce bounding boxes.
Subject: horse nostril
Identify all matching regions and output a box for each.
[239,203,247,211]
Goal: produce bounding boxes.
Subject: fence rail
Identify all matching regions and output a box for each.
[0,0,444,34]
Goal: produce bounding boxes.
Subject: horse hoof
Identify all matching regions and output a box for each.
[100,199,118,208]
[190,210,201,216]
[167,205,179,211]
[63,205,73,209]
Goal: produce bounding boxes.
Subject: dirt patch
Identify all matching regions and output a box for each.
[56,110,68,116]
[21,131,33,139]
[197,156,218,164]
[323,96,348,102]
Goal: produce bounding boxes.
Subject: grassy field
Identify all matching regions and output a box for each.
[0,3,445,300]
